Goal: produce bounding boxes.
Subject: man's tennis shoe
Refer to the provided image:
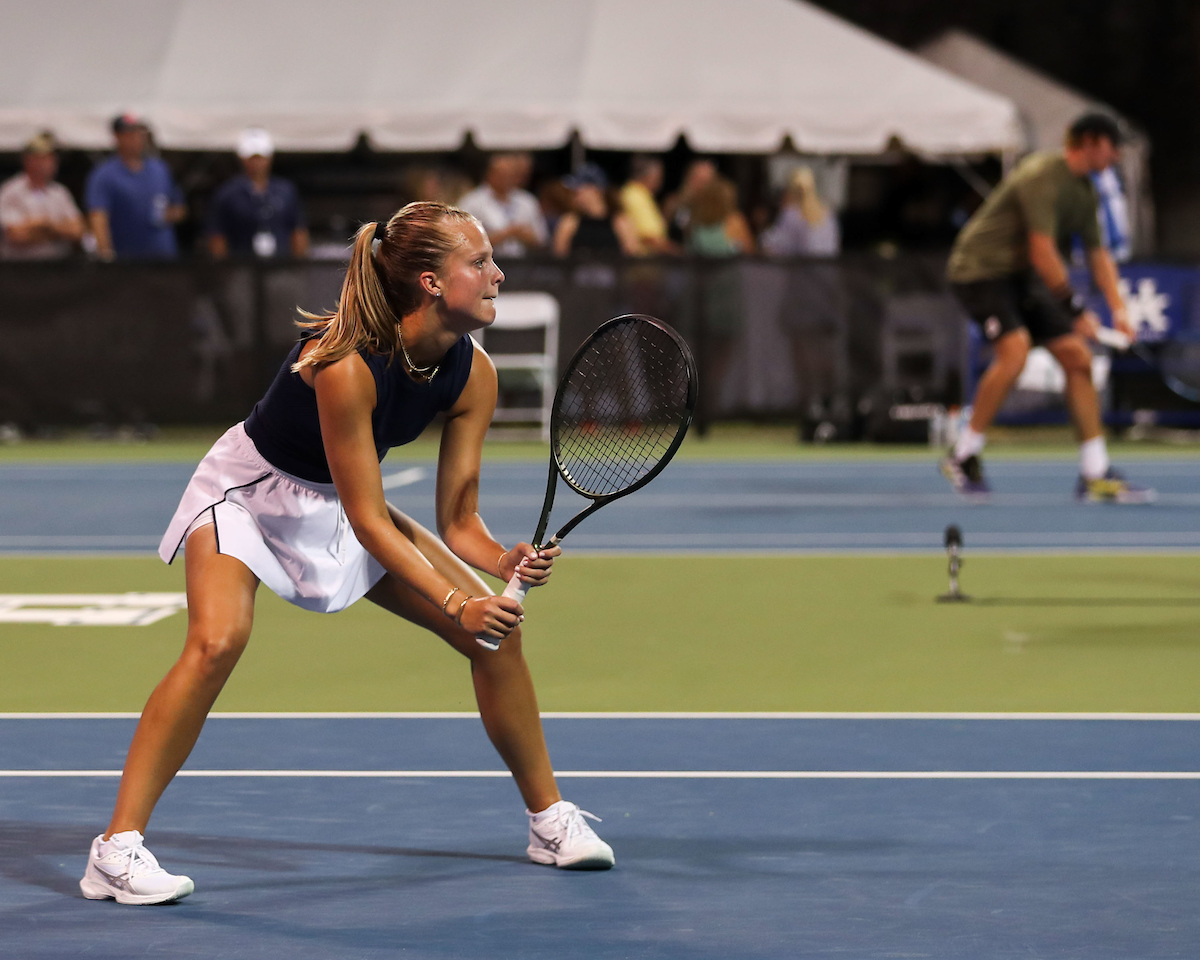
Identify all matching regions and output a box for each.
[940,453,990,497]
[1075,468,1156,504]
[80,831,194,905]
[527,800,615,870]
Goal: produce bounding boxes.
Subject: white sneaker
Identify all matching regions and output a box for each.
[79,831,194,905]
[527,800,615,870]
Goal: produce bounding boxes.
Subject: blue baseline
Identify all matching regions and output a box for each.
[2,457,1199,554]
[1,716,1198,959]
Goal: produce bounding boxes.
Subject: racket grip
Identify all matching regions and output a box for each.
[1094,326,1131,351]
[475,572,530,651]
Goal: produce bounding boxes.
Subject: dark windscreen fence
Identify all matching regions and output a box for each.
[0,254,967,434]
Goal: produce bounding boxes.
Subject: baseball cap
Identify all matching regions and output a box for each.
[1068,112,1123,147]
[23,131,56,155]
[237,128,274,159]
[563,162,608,190]
[111,112,147,134]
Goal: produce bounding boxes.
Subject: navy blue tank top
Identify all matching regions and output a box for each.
[244,335,475,483]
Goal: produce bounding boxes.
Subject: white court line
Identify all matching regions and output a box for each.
[6,712,1200,720]
[3,712,1200,720]
[380,467,426,490]
[542,532,1200,547]
[2,769,1199,780]
[481,492,1200,508]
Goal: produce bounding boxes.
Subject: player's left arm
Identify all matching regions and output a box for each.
[436,341,558,585]
[1087,246,1134,338]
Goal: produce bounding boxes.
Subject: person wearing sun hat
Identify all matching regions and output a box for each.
[0,130,85,260]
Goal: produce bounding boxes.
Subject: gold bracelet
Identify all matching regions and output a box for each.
[441,587,461,615]
[496,549,508,578]
[455,595,473,625]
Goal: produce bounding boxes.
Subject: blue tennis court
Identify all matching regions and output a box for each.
[2,714,1198,958]
[2,457,1198,554]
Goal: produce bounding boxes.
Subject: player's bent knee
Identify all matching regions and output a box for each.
[991,334,1030,376]
[1061,344,1092,374]
[184,625,250,676]
[467,624,524,666]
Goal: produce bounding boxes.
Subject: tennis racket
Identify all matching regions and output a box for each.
[477,314,698,650]
[1094,326,1200,404]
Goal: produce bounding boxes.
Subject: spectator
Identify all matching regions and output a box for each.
[86,114,185,259]
[207,128,308,259]
[687,178,755,257]
[760,166,840,257]
[538,179,574,239]
[687,178,753,395]
[402,166,472,206]
[619,155,677,255]
[551,164,639,257]
[762,167,846,432]
[0,131,84,260]
[663,158,717,244]
[458,153,547,257]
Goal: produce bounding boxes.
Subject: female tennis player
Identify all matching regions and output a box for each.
[80,202,614,906]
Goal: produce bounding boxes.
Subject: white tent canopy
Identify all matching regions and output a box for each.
[917,29,1153,254]
[0,0,1020,156]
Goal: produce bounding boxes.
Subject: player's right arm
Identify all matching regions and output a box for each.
[1028,231,1103,339]
[434,343,554,588]
[1027,230,1070,296]
[312,351,519,638]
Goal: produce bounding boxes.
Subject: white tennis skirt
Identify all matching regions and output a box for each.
[159,423,386,613]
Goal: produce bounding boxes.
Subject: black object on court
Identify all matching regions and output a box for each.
[477,314,698,649]
[937,523,971,603]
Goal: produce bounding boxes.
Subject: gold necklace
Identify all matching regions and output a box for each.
[397,322,439,382]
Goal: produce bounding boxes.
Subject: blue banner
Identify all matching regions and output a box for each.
[1072,262,1199,342]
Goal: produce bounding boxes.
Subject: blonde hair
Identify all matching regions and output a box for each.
[786,167,827,227]
[293,201,479,372]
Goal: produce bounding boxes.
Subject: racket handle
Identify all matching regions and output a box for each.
[475,572,530,651]
[1094,326,1131,351]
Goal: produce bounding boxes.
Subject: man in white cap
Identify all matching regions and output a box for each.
[207,128,308,259]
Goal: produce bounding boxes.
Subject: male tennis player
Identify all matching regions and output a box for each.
[941,113,1152,502]
[80,202,613,907]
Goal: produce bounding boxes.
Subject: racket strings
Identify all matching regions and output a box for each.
[554,321,691,497]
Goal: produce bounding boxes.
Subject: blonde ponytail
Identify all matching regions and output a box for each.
[293,222,397,371]
[293,201,480,373]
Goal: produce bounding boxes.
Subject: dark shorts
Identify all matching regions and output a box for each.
[950,273,1076,346]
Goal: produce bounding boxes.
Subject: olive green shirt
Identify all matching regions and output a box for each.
[947,152,1102,283]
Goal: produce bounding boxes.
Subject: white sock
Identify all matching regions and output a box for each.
[529,800,567,821]
[953,426,985,462]
[98,830,141,855]
[1080,436,1109,480]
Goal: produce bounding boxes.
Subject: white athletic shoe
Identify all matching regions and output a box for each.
[527,800,615,870]
[79,830,194,905]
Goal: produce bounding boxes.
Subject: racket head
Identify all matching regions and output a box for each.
[1139,338,1200,404]
[549,314,697,504]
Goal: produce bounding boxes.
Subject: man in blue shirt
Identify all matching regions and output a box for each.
[206,128,308,259]
[86,114,185,259]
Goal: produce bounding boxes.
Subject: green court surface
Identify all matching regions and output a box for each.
[4,422,1200,463]
[3,553,1199,713]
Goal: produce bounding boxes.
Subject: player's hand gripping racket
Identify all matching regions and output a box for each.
[477,314,698,649]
